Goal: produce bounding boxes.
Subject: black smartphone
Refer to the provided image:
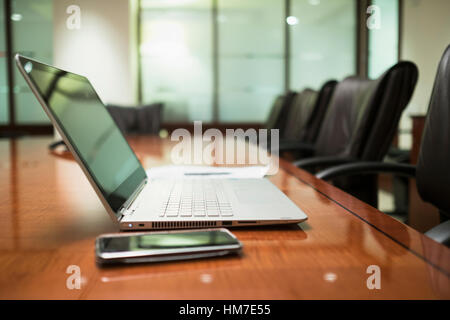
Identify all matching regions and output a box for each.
[95,228,242,265]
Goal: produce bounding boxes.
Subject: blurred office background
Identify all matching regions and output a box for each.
[1,0,447,144]
[1,0,450,231]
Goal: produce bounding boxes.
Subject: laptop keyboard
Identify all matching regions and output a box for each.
[159,180,233,218]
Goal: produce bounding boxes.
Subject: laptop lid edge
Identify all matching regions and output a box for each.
[14,54,143,224]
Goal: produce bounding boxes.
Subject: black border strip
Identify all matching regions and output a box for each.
[285,166,450,278]
[5,0,15,125]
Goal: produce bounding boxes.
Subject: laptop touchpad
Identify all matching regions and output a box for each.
[233,186,279,204]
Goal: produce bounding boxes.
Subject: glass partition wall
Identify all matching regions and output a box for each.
[140,0,213,123]
[1,0,53,135]
[140,0,358,123]
[0,0,399,132]
[218,0,285,123]
[290,0,356,89]
[11,0,53,124]
[368,0,399,79]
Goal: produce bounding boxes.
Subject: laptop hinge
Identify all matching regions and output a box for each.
[118,178,147,221]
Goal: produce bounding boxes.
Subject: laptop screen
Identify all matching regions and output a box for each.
[17,56,146,215]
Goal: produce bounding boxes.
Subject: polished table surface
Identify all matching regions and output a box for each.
[0,136,449,299]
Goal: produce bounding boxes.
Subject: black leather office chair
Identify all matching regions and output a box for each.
[316,45,450,246]
[278,78,373,159]
[276,80,337,157]
[301,80,338,145]
[282,88,317,141]
[264,91,297,135]
[294,62,417,167]
[293,62,418,207]
[106,103,163,135]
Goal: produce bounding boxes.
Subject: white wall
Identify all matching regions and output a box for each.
[53,0,137,105]
[399,0,450,147]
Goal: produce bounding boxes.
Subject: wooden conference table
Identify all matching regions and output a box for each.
[0,136,449,299]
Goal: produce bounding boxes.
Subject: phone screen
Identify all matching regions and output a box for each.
[98,230,239,254]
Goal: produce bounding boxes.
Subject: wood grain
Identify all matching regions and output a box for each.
[0,136,448,299]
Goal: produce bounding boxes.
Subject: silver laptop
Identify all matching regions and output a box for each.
[16,55,308,230]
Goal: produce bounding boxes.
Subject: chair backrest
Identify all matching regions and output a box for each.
[264,91,297,133]
[314,61,418,160]
[282,88,317,141]
[416,45,450,215]
[347,62,418,161]
[106,103,163,135]
[300,80,337,144]
[313,76,373,157]
[265,95,284,130]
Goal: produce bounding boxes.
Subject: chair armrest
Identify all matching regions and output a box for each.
[316,162,416,180]
[276,141,315,153]
[425,220,450,247]
[386,147,410,163]
[293,156,357,171]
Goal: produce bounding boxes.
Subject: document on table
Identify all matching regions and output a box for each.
[146,165,270,179]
